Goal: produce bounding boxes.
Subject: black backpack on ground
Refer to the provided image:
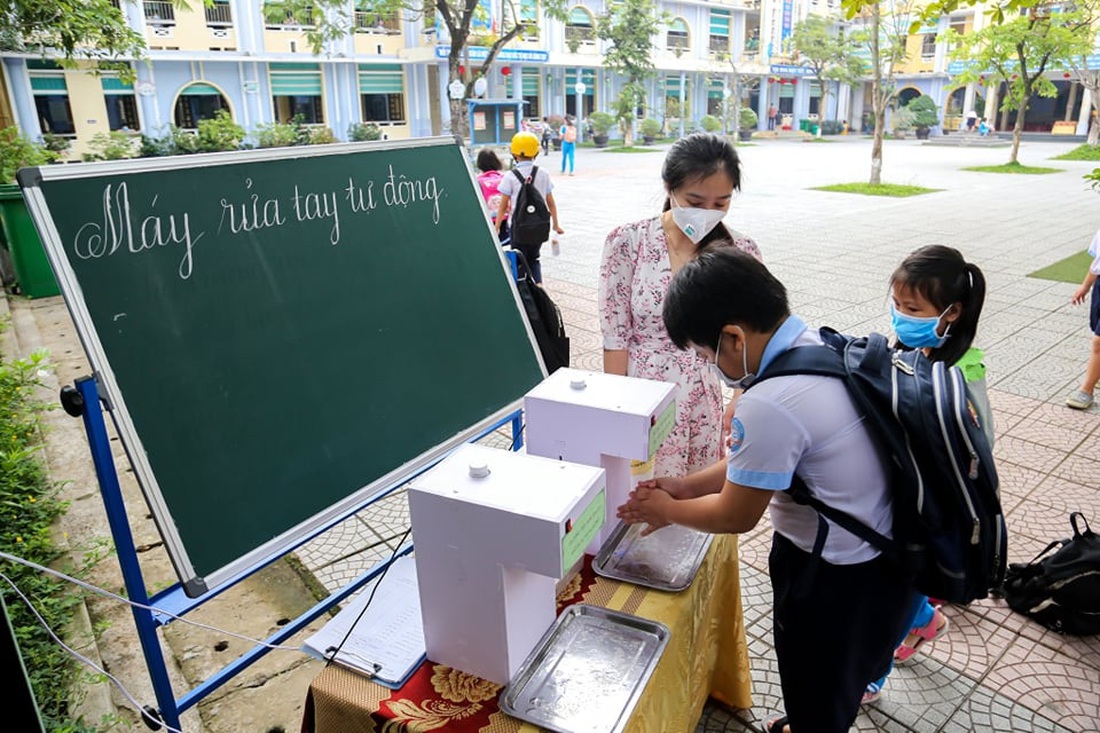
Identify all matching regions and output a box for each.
[510,167,551,250]
[1002,512,1100,635]
[511,250,568,373]
[749,327,1008,605]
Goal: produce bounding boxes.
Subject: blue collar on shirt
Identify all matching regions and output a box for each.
[756,315,808,376]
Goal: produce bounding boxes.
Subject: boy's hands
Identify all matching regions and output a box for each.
[617,477,681,536]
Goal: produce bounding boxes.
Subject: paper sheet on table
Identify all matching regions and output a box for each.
[301,554,425,688]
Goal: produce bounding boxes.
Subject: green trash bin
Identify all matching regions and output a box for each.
[0,184,60,298]
[811,124,820,136]
[799,119,810,132]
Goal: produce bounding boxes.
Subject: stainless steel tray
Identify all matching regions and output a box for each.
[592,520,713,592]
[499,604,669,733]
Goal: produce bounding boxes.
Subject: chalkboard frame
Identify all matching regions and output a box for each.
[19,137,546,596]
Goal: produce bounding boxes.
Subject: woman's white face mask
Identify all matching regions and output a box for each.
[670,194,727,244]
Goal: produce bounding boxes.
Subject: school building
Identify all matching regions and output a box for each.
[0,0,1093,158]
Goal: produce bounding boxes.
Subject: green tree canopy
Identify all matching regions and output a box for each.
[790,15,866,119]
[943,7,1093,162]
[0,0,146,78]
[596,0,663,146]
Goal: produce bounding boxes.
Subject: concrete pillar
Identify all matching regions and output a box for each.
[1077,87,1093,135]
[2,58,38,136]
[1066,81,1079,122]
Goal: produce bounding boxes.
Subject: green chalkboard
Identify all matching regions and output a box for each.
[20,138,545,596]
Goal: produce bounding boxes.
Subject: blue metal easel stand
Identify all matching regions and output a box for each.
[72,376,180,730]
[66,375,524,730]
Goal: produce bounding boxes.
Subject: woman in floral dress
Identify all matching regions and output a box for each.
[599,133,762,476]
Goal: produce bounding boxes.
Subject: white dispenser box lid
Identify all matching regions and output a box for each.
[409,443,606,578]
[524,368,677,463]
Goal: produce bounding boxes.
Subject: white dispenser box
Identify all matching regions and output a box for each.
[524,368,676,550]
[408,443,606,685]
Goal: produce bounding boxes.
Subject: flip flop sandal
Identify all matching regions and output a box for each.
[862,681,883,705]
[894,606,950,663]
[762,714,789,733]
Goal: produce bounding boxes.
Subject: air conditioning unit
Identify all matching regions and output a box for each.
[211,28,229,38]
[153,27,173,38]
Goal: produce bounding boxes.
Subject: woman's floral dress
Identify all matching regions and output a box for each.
[598,216,762,476]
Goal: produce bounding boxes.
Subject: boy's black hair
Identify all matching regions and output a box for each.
[664,248,790,352]
[660,132,743,249]
[890,245,986,366]
[476,148,502,172]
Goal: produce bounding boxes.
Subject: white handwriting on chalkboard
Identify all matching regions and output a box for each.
[344,177,377,213]
[73,183,203,280]
[383,166,442,224]
[293,186,341,245]
[218,178,286,236]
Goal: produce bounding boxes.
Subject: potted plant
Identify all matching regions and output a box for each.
[738,107,758,142]
[0,128,60,297]
[639,118,661,144]
[890,106,915,139]
[699,114,721,133]
[907,96,939,140]
[587,111,615,147]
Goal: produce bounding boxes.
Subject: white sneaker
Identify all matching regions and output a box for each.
[1066,390,1094,410]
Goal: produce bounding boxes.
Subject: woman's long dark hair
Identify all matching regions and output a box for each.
[661,133,742,248]
[890,245,986,366]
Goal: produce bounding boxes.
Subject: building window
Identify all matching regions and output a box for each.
[667,17,689,52]
[565,6,595,46]
[809,81,822,115]
[263,1,315,29]
[522,67,540,118]
[102,76,141,130]
[921,33,936,59]
[144,0,176,25]
[270,63,324,123]
[205,0,233,27]
[520,0,538,39]
[359,65,405,124]
[174,83,229,128]
[354,0,400,33]
[564,68,595,118]
[709,9,730,55]
[30,74,75,136]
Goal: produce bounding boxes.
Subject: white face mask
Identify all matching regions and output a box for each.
[709,331,756,390]
[670,194,727,244]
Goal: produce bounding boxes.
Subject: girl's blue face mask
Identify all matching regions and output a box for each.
[890,303,950,348]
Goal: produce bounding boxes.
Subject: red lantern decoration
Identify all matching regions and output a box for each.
[1065,72,1072,78]
[501,66,512,76]
[1011,74,1018,80]
[458,65,465,75]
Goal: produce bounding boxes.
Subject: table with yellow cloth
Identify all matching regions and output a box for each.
[302,533,751,733]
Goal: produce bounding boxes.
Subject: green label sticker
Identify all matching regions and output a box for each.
[562,488,605,573]
[648,400,676,460]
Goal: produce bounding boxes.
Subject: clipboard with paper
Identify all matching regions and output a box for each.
[302,555,426,689]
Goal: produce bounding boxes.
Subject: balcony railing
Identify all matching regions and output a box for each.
[205,3,233,26]
[266,7,316,29]
[709,36,729,55]
[354,10,400,33]
[565,25,595,45]
[144,0,175,25]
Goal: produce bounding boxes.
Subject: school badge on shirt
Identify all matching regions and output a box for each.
[728,417,745,454]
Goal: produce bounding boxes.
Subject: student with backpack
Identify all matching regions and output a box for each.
[616,249,917,733]
[496,131,563,284]
[863,244,993,705]
[475,148,508,243]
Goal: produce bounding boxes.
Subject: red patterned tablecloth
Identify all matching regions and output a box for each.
[302,534,751,732]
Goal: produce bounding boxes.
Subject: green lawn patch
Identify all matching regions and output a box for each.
[962,162,1062,174]
[1051,144,1100,161]
[811,182,940,197]
[1027,250,1092,284]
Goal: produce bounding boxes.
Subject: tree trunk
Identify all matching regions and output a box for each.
[1009,87,1031,164]
[868,5,884,186]
[624,119,635,147]
[1088,83,1100,146]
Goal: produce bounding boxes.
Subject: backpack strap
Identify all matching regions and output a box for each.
[749,337,899,562]
[513,169,526,185]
